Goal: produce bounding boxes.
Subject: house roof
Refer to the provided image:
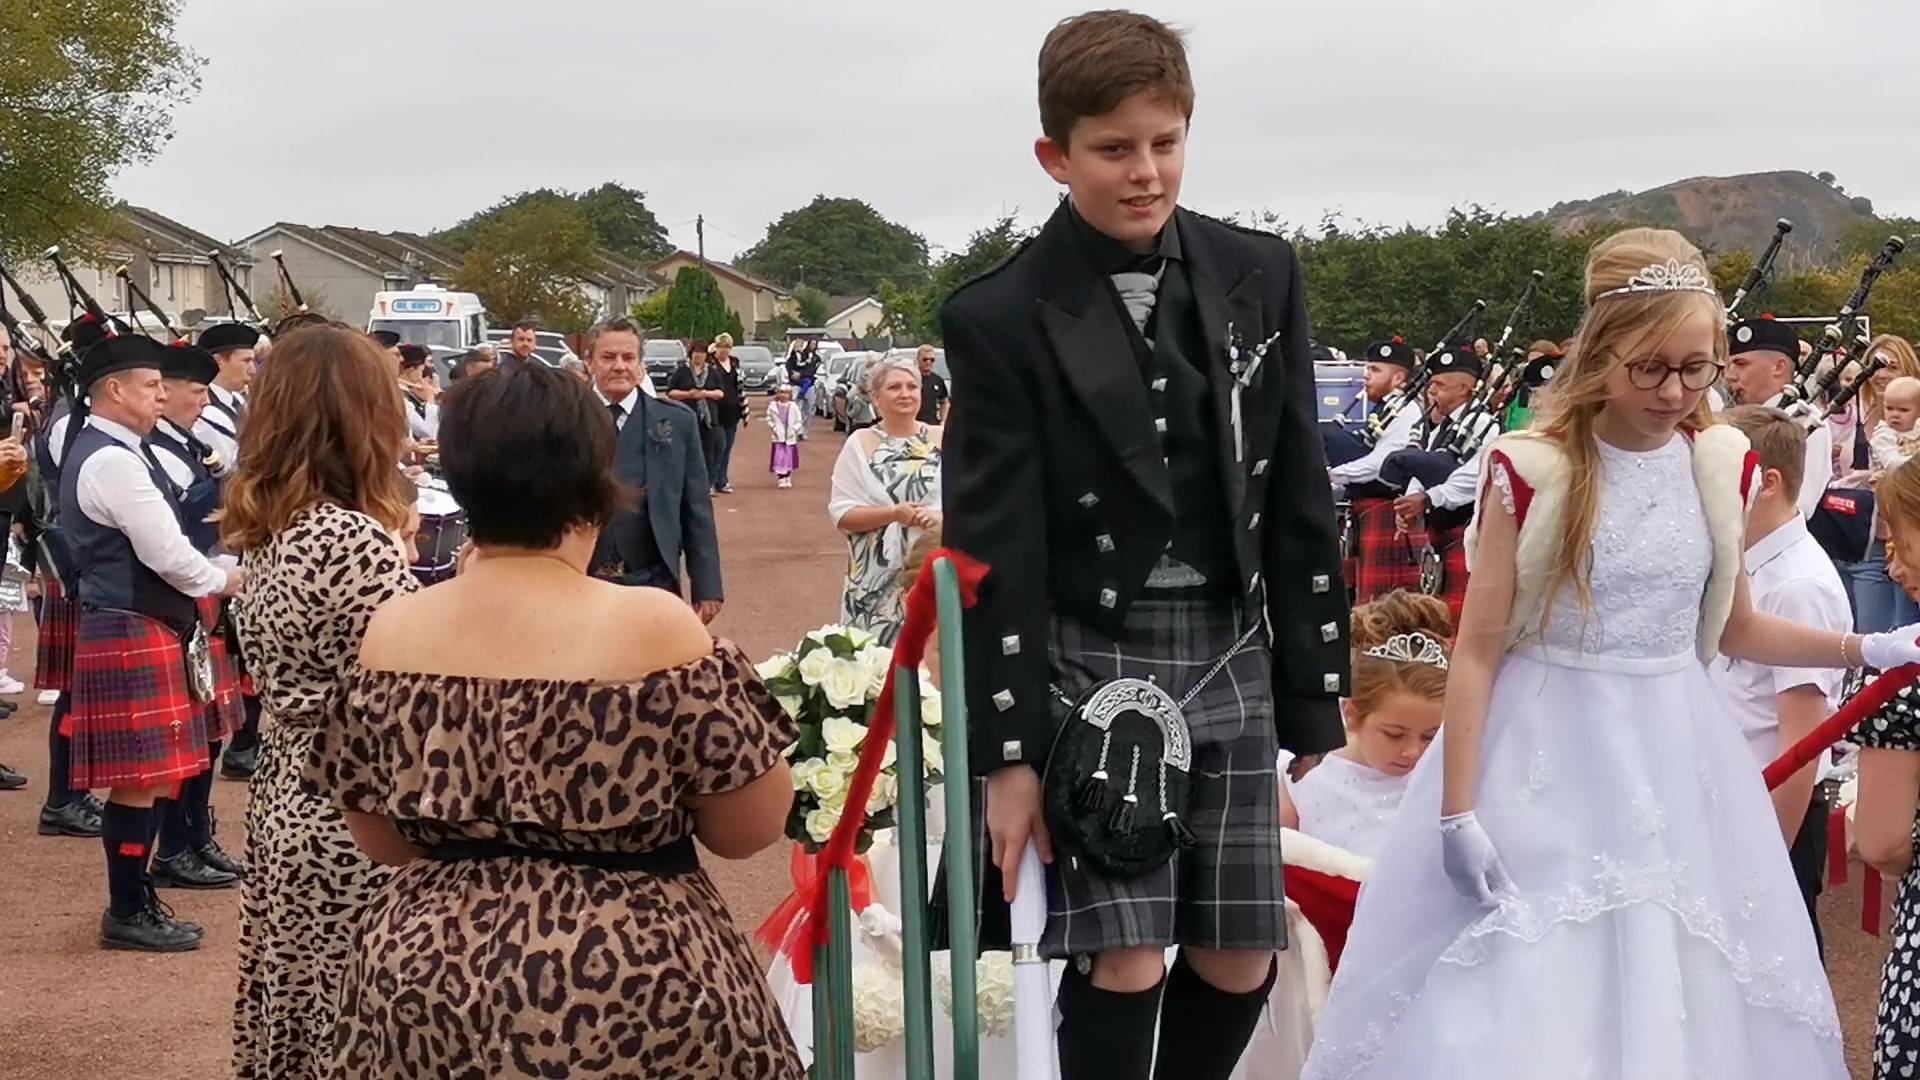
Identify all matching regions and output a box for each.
[648,250,791,296]
[114,205,251,265]
[238,222,670,294]
[827,296,883,324]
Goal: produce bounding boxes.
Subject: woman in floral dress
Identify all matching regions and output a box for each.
[828,356,942,644]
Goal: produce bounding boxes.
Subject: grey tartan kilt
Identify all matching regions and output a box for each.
[1039,594,1286,958]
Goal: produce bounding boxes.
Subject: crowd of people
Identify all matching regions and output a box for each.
[0,7,1918,1080]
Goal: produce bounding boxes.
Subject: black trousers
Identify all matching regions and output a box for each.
[1787,782,1834,959]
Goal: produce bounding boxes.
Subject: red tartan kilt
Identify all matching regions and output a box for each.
[1347,496,1422,602]
[1432,521,1471,624]
[67,609,208,791]
[34,574,78,693]
[198,596,244,743]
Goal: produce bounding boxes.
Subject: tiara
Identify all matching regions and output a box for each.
[1361,631,1449,670]
[1593,258,1719,303]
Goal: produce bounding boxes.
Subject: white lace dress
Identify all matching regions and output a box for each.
[1302,435,1846,1080]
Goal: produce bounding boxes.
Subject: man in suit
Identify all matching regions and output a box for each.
[584,317,723,623]
[941,13,1348,1079]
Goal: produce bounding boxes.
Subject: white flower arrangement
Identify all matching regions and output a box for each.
[763,623,944,852]
[933,951,1017,1037]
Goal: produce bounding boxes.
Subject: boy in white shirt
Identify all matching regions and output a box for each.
[1710,406,1853,955]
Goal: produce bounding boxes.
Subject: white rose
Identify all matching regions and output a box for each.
[806,624,848,646]
[808,763,848,805]
[822,715,867,754]
[858,646,895,696]
[826,749,859,775]
[866,771,898,813]
[797,647,835,687]
[820,658,870,710]
[922,729,943,776]
[790,758,819,790]
[754,652,797,683]
[774,693,804,721]
[921,688,943,731]
[805,806,841,844]
[819,778,851,812]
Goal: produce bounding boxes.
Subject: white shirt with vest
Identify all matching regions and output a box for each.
[72,415,225,598]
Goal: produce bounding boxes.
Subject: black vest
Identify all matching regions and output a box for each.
[147,421,224,553]
[59,423,198,629]
[202,392,240,441]
[1133,260,1233,588]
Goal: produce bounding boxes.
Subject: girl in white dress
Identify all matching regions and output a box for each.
[1303,228,1920,1080]
[1283,590,1452,859]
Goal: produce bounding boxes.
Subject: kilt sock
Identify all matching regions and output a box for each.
[1152,949,1278,1080]
[44,693,77,809]
[101,802,156,918]
[158,742,219,855]
[1057,962,1164,1080]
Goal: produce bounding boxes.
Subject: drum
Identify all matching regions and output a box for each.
[1314,361,1368,423]
[412,480,467,585]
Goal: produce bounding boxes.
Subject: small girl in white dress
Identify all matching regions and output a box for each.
[1282,590,1451,859]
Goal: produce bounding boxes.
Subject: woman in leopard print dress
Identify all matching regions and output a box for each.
[221,327,422,1080]
[311,363,802,1078]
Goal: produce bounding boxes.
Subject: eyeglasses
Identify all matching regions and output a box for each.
[1625,359,1723,392]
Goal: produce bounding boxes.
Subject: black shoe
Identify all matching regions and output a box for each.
[0,699,16,716]
[152,847,239,890]
[78,792,106,816]
[196,840,248,878]
[220,745,259,780]
[39,799,103,837]
[100,902,202,952]
[0,763,25,790]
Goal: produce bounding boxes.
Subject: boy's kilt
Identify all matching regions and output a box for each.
[66,608,208,790]
[199,596,244,743]
[33,571,78,693]
[1348,495,1421,602]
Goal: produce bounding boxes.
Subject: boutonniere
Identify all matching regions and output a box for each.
[1225,322,1285,463]
[649,419,674,447]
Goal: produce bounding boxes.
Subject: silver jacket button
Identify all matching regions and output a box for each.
[1252,459,1269,476]
[1002,739,1023,761]
[1095,534,1115,553]
[1099,588,1118,609]
[1320,621,1339,642]
[1000,634,1021,656]
[1079,492,1100,509]
[993,690,1016,712]
[1323,673,1341,692]
[1311,574,1331,594]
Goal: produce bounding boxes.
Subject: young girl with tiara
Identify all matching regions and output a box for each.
[1282,590,1451,859]
[1303,228,1920,1079]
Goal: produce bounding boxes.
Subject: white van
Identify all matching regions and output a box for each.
[367,286,489,352]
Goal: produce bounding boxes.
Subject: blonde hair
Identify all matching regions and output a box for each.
[1532,228,1724,619]
[1348,590,1453,725]
[899,525,944,592]
[713,332,734,348]
[1860,334,1920,413]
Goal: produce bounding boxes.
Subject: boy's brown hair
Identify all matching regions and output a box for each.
[1037,10,1193,146]
[1725,405,1806,500]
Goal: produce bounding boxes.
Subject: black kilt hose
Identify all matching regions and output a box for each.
[66,608,208,790]
[34,571,78,693]
[1041,596,1284,958]
[1348,495,1420,602]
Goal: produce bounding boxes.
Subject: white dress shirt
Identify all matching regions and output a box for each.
[1329,402,1421,491]
[596,385,643,431]
[196,383,244,466]
[402,387,440,440]
[1707,516,1851,779]
[47,412,70,469]
[73,416,225,599]
[148,422,198,489]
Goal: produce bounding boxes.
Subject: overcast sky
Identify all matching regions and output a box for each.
[116,0,1920,265]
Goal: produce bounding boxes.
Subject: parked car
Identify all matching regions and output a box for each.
[733,344,778,393]
[643,338,689,386]
[819,351,873,425]
[483,328,578,369]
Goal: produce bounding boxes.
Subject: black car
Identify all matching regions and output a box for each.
[643,339,688,387]
[734,345,778,393]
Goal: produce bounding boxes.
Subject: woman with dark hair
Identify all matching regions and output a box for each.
[222,324,419,1080]
[668,338,728,494]
[317,363,802,1078]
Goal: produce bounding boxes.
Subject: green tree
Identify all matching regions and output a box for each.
[629,286,671,331]
[881,213,1035,344]
[662,266,742,341]
[739,196,929,296]
[793,284,831,326]
[452,200,599,331]
[437,183,671,263]
[0,2,202,260]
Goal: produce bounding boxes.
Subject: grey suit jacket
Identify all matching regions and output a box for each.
[593,392,723,601]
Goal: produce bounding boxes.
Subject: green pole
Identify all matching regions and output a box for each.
[811,942,833,1078]
[826,868,856,1076]
[893,665,936,1077]
[935,558,980,1079]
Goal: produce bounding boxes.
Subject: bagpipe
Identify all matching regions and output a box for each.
[1361,299,1486,447]
[116,264,185,343]
[1781,235,1904,414]
[1440,270,1546,460]
[1724,218,1793,327]
[208,249,272,335]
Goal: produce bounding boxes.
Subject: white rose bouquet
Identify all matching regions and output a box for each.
[759,623,944,853]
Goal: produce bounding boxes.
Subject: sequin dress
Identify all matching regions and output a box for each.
[1303,435,1846,1080]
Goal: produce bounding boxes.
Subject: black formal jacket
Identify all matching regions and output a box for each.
[940,201,1350,775]
[590,392,723,602]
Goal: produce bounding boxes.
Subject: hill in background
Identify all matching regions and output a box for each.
[1536,170,1878,265]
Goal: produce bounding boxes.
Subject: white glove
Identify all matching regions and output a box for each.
[1440,810,1517,907]
[1861,627,1920,671]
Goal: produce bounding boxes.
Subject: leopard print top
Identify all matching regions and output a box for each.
[316,644,804,1078]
